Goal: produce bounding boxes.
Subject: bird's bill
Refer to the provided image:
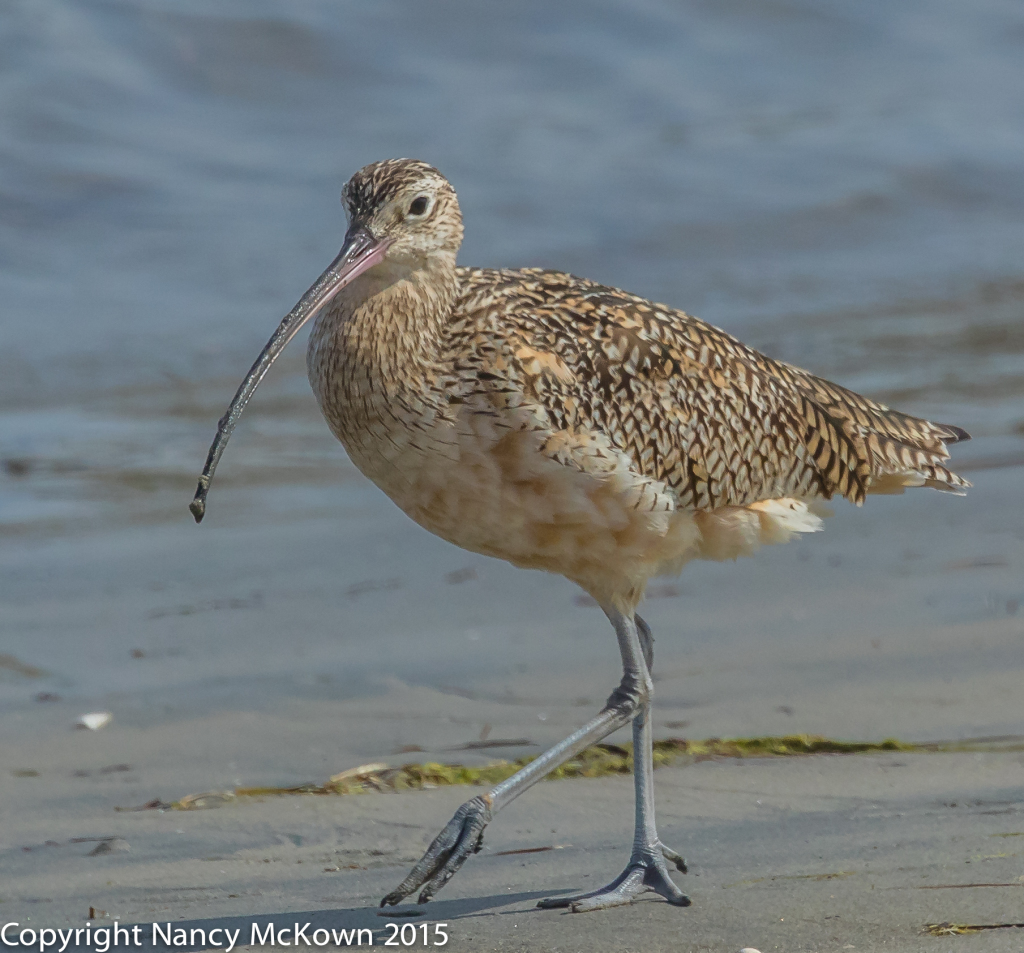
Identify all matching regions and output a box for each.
[189,226,389,523]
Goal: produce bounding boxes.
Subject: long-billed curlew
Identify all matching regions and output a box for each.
[190,158,969,912]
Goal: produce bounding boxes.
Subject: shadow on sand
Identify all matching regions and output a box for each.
[123,890,557,950]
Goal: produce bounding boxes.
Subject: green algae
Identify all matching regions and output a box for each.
[925,922,983,936]
[168,734,918,810]
[924,921,1024,936]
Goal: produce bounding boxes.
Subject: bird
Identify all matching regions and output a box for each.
[190,158,969,913]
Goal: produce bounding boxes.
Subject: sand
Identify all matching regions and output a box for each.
[3,439,1024,951]
[5,750,1024,952]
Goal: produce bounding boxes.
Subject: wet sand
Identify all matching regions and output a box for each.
[5,749,1024,952]
[3,434,1024,951]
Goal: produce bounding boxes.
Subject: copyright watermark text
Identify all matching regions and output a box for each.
[1,921,449,950]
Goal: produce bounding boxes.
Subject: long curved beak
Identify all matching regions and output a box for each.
[189,225,388,523]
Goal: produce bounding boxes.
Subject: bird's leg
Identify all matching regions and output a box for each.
[633,613,688,875]
[380,607,655,907]
[635,611,654,671]
[537,610,689,912]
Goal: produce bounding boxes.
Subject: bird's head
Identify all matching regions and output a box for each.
[188,158,461,523]
[342,158,464,268]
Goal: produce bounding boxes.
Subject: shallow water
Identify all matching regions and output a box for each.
[2,1,1024,754]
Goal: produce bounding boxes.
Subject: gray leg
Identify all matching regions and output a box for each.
[634,614,688,876]
[381,607,658,907]
[636,612,654,671]
[537,612,689,912]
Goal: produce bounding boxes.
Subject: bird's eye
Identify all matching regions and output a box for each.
[408,196,429,216]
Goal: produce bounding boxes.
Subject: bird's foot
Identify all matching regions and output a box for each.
[657,839,688,874]
[380,795,492,906]
[537,846,690,913]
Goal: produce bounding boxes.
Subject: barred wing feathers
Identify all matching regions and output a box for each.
[452,268,969,510]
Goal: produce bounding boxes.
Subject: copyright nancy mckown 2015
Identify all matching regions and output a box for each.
[2,921,451,950]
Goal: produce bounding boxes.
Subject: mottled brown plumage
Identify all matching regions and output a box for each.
[449,266,969,505]
[304,158,968,610]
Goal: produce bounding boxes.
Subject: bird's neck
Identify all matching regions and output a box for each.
[307,253,458,429]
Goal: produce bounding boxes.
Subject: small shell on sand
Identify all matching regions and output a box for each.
[177,791,236,810]
[76,712,112,731]
[739,949,763,953]
[330,762,388,783]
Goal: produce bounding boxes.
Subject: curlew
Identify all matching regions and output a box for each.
[190,158,969,912]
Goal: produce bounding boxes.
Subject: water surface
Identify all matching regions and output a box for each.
[2,0,1024,758]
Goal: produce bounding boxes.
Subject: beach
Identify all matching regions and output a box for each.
[3,2,1024,949]
[4,450,1024,950]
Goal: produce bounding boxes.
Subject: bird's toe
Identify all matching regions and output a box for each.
[537,852,690,913]
[658,840,688,873]
[380,794,492,906]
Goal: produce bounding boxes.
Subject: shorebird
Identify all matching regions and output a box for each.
[190,158,969,913]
